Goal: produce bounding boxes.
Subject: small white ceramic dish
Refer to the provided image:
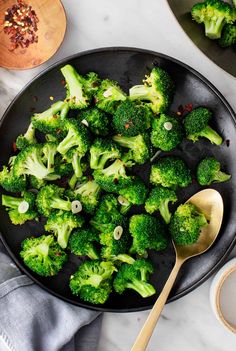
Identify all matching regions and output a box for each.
[210,258,236,333]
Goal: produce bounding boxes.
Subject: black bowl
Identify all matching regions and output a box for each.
[167,0,236,78]
[0,47,236,312]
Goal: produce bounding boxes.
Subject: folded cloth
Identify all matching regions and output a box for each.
[0,242,102,351]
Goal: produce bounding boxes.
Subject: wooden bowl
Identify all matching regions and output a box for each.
[167,0,236,78]
[0,0,66,69]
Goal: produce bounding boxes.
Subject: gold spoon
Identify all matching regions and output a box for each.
[131,188,224,351]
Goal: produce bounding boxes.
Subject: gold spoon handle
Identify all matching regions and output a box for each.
[131,258,184,351]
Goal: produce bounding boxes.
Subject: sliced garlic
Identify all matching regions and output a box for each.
[18,201,29,214]
[118,195,130,207]
[81,119,89,127]
[103,88,113,98]
[113,226,123,240]
[164,122,173,131]
[71,200,82,214]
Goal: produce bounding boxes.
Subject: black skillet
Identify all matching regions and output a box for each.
[0,47,236,312]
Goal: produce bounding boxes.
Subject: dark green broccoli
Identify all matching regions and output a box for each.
[112,100,152,136]
[100,224,131,260]
[45,211,84,249]
[191,0,233,40]
[69,260,116,304]
[61,64,90,109]
[68,228,100,260]
[197,157,231,185]
[113,134,150,165]
[129,214,168,256]
[145,186,177,224]
[95,79,126,114]
[90,194,126,231]
[93,159,132,192]
[1,192,37,225]
[150,157,192,189]
[113,259,156,298]
[219,23,236,47]
[20,234,68,276]
[0,157,26,192]
[32,100,69,134]
[129,67,174,114]
[151,113,184,151]
[169,203,208,245]
[16,123,37,150]
[184,107,223,145]
[78,108,110,136]
[54,156,74,178]
[36,184,74,217]
[90,138,121,170]
[57,119,90,156]
[13,145,60,181]
[118,177,149,214]
[74,179,101,214]
[29,176,46,190]
[83,72,101,98]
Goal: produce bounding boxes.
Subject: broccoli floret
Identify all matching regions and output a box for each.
[112,100,152,136]
[2,192,37,225]
[20,234,68,276]
[129,214,168,256]
[45,211,84,249]
[36,184,73,217]
[42,142,58,172]
[29,175,46,190]
[69,260,116,304]
[78,108,110,136]
[32,101,69,134]
[0,157,26,192]
[83,72,101,98]
[90,138,121,170]
[118,177,149,214]
[95,79,126,114]
[93,159,132,192]
[61,64,90,109]
[145,186,177,224]
[90,194,126,231]
[113,134,150,165]
[64,148,85,189]
[74,179,101,214]
[191,0,233,40]
[100,224,131,260]
[13,145,60,181]
[113,259,156,298]
[16,123,37,150]
[169,203,208,245]
[129,67,174,114]
[57,119,90,156]
[54,155,74,178]
[150,157,192,189]
[197,157,231,185]
[68,228,100,260]
[184,107,223,145]
[219,23,236,47]
[151,113,184,151]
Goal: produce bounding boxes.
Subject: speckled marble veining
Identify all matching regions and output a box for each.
[0,1,236,350]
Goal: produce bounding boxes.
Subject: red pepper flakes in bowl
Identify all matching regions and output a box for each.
[3,0,39,50]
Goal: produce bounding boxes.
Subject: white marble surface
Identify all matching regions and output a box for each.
[0,0,236,350]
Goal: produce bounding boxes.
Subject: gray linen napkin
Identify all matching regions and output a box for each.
[0,242,102,351]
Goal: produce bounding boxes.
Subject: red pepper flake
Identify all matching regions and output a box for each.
[226,139,230,147]
[56,129,61,134]
[33,95,38,102]
[53,114,58,119]
[55,252,61,256]
[3,0,39,51]
[113,178,119,184]
[12,141,17,152]
[124,123,130,129]
[61,79,66,86]
[87,175,94,181]
[176,104,184,116]
[184,103,193,112]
